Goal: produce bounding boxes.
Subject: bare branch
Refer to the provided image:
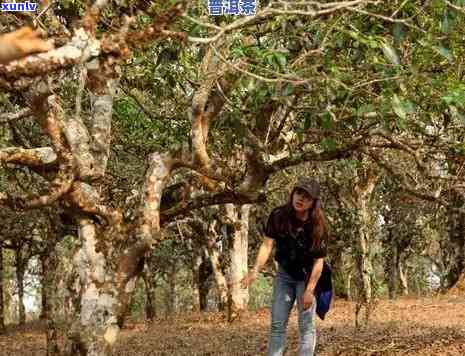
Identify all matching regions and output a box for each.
[365,149,444,203]
[346,6,424,32]
[211,44,308,85]
[0,26,54,65]
[0,147,57,166]
[353,76,402,89]
[61,101,95,180]
[0,3,182,89]
[370,129,461,182]
[23,96,75,208]
[269,136,365,173]
[239,146,269,194]
[75,65,87,120]
[160,190,266,224]
[445,0,465,14]
[0,96,75,209]
[67,182,123,226]
[267,96,298,144]
[0,28,100,82]
[0,108,32,124]
[175,162,231,186]
[191,45,224,168]
[119,86,159,122]
[190,47,241,190]
[182,15,222,31]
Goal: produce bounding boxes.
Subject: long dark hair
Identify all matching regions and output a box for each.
[277,189,328,250]
[309,198,328,249]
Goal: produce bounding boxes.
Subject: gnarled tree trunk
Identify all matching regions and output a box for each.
[352,168,378,328]
[198,256,211,311]
[142,261,157,321]
[65,219,123,355]
[442,190,465,290]
[205,242,228,311]
[191,246,203,312]
[384,226,399,300]
[398,257,409,295]
[15,250,26,326]
[330,252,350,300]
[226,204,250,321]
[41,249,60,356]
[167,262,177,315]
[0,247,4,334]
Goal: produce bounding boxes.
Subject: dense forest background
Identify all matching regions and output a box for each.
[0,0,465,355]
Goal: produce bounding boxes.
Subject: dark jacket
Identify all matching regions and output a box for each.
[311,261,333,320]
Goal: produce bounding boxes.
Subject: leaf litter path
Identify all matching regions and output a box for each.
[114,297,465,356]
[1,297,464,355]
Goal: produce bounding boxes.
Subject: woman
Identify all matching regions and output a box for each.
[243,178,328,356]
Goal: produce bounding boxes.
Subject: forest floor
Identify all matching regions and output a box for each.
[1,296,464,355]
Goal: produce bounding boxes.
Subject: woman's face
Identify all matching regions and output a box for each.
[292,188,314,213]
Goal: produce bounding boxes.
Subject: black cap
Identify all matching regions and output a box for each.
[294,178,320,199]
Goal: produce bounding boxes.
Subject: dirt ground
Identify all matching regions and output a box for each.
[1,296,464,355]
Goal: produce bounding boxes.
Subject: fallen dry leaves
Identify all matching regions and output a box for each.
[1,296,464,355]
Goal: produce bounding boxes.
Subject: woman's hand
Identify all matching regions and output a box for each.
[241,270,258,288]
[302,289,315,310]
[243,238,273,288]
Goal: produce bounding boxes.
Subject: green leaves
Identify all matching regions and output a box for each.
[302,112,313,130]
[392,94,416,120]
[418,39,454,62]
[346,28,403,67]
[320,138,338,151]
[391,94,416,130]
[432,45,453,61]
[264,50,288,71]
[393,23,407,44]
[381,42,401,66]
[321,111,334,130]
[441,84,465,108]
[357,104,376,117]
[441,12,451,33]
[282,83,294,96]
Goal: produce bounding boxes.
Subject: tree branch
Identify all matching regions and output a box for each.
[268,136,364,174]
[1,96,75,209]
[445,0,465,14]
[160,190,265,224]
[0,147,57,166]
[62,110,95,180]
[267,96,298,144]
[137,152,175,248]
[370,129,461,182]
[67,182,123,226]
[88,72,118,178]
[0,4,183,90]
[365,149,443,203]
[0,28,100,83]
[0,108,32,124]
[188,0,379,44]
[191,45,224,168]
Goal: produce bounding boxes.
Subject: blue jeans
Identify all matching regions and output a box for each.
[268,266,317,356]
